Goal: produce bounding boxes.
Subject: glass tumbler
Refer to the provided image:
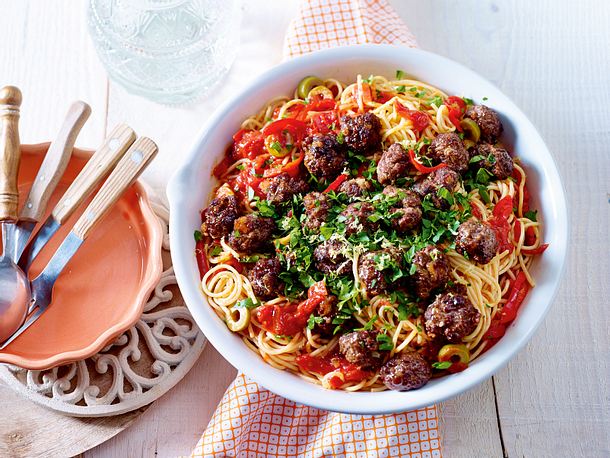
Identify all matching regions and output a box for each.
[87,0,242,104]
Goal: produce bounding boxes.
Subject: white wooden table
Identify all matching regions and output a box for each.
[1,1,609,456]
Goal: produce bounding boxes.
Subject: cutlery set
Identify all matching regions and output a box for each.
[0,85,158,348]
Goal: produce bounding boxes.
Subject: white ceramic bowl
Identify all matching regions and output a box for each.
[168,44,568,414]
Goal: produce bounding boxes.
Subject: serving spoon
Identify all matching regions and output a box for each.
[0,86,31,343]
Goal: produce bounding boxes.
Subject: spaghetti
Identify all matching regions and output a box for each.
[196,73,546,392]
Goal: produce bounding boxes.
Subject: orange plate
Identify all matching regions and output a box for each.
[0,144,163,369]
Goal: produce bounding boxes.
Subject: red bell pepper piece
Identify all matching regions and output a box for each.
[445,96,466,131]
[212,155,233,179]
[483,322,507,344]
[195,239,209,279]
[324,173,348,193]
[408,149,446,173]
[499,272,530,324]
[262,153,304,179]
[232,129,266,160]
[225,256,244,274]
[375,90,395,104]
[307,96,337,112]
[355,81,373,112]
[310,110,339,135]
[522,243,549,256]
[447,361,468,374]
[490,196,515,254]
[262,118,308,142]
[493,196,514,219]
[395,101,430,133]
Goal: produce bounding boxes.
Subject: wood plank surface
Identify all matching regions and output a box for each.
[0,1,608,457]
[399,1,610,457]
[0,1,108,147]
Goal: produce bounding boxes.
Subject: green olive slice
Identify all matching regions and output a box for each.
[226,306,251,332]
[460,118,481,143]
[297,76,323,99]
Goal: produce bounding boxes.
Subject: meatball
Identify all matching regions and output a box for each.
[313,239,352,275]
[390,206,422,233]
[455,219,499,264]
[473,143,514,180]
[227,214,275,254]
[358,251,387,297]
[465,105,503,142]
[248,257,284,299]
[339,330,384,369]
[337,178,371,199]
[303,192,330,231]
[424,292,480,343]
[379,351,432,391]
[377,143,411,185]
[428,133,469,173]
[340,202,379,236]
[412,167,460,209]
[410,245,451,299]
[340,112,382,153]
[304,134,346,181]
[265,173,309,205]
[312,294,339,336]
[383,187,422,232]
[201,195,239,240]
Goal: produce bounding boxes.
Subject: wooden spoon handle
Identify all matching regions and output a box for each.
[72,137,158,240]
[0,86,22,221]
[50,123,136,224]
[20,101,91,222]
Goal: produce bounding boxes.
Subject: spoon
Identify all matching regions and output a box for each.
[0,86,31,343]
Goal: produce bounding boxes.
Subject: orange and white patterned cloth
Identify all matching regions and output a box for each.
[192,374,441,458]
[283,0,418,58]
[192,1,440,457]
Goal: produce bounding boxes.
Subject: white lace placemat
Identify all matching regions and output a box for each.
[0,200,206,417]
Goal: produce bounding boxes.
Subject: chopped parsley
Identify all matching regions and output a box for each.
[432,361,452,370]
[236,297,260,309]
[307,314,324,330]
[210,245,223,256]
[360,314,379,331]
[524,210,538,221]
[376,333,394,351]
[463,97,474,105]
[395,69,406,79]
[194,230,203,242]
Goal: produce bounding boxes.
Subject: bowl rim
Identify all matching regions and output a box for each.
[0,143,164,370]
[168,44,569,413]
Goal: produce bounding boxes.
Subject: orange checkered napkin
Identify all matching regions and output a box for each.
[284,0,418,58]
[192,374,441,458]
[192,1,441,457]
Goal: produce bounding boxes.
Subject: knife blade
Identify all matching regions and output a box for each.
[9,101,91,262]
[18,123,136,271]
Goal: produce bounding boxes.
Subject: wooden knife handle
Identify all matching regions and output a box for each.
[0,86,22,221]
[72,137,158,240]
[51,123,136,224]
[20,100,91,222]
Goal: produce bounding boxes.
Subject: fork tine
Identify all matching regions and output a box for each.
[0,306,43,349]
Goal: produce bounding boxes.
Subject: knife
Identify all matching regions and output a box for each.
[7,101,91,263]
[1,137,158,349]
[18,123,136,272]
